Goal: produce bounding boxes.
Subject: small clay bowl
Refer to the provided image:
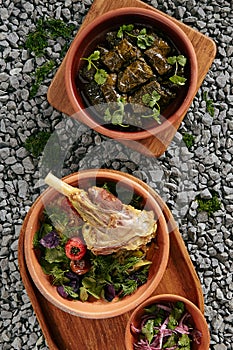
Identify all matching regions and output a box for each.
[24,169,169,319]
[125,294,210,349]
[65,7,198,141]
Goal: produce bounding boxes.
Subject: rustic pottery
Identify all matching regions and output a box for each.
[125,293,210,350]
[65,7,198,143]
[24,169,169,319]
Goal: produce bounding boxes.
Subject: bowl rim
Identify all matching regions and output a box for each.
[24,169,170,319]
[65,7,198,140]
[125,293,210,350]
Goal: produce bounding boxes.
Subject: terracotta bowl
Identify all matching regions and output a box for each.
[24,169,169,319]
[65,7,198,141]
[125,294,210,350]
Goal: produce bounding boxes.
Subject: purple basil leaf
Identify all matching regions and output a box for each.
[40,230,59,248]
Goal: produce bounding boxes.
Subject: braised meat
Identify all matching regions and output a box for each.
[44,173,157,255]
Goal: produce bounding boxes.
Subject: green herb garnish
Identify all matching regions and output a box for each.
[167,55,187,85]
[104,97,128,126]
[141,90,161,123]
[203,91,215,117]
[117,24,154,49]
[81,50,108,85]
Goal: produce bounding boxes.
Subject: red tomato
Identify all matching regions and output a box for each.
[70,259,91,275]
[65,237,86,260]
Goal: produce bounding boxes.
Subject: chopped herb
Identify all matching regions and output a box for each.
[183,133,195,149]
[81,50,108,85]
[196,191,221,215]
[167,55,187,85]
[24,130,51,157]
[203,91,215,117]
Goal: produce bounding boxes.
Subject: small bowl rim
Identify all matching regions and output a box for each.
[24,169,170,319]
[65,7,198,140]
[125,293,210,350]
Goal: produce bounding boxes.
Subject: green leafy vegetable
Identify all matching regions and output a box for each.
[141,91,161,123]
[203,91,215,117]
[104,97,128,126]
[24,130,51,157]
[167,55,187,85]
[81,50,108,85]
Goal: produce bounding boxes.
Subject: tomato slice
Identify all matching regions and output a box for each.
[65,237,87,260]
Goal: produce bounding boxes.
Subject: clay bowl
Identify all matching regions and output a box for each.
[125,294,210,350]
[65,7,198,141]
[24,169,169,319]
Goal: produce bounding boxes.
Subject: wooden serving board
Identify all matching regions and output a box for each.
[47,0,216,157]
[18,190,204,350]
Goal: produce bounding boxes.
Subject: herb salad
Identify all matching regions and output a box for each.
[33,184,155,302]
[131,301,202,349]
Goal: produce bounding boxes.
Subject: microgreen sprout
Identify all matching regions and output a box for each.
[117,24,154,49]
[141,91,161,123]
[167,55,187,85]
[104,97,128,127]
[81,50,108,85]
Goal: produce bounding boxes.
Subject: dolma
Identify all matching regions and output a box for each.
[117,59,153,93]
[129,79,176,113]
[102,39,140,72]
[145,47,171,75]
[152,35,171,56]
[100,73,120,102]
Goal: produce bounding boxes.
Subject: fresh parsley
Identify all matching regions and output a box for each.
[81,50,108,85]
[167,55,187,85]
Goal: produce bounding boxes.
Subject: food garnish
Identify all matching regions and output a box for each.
[131,301,202,349]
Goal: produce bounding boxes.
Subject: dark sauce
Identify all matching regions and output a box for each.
[76,23,189,132]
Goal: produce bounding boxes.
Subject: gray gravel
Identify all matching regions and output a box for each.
[0,0,232,349]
